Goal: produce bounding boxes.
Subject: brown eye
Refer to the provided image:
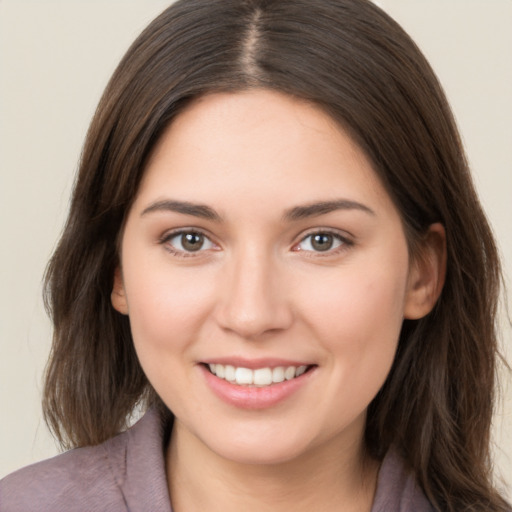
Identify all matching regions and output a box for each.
[296,232,347,253]
[166,231,215,254]
[311,233,334,251]
[181,232,204,251]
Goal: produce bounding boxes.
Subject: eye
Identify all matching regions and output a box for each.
[163,230,216,254]
[295,231,348,253]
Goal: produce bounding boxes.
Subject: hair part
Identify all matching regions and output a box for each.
[43,1,509,510]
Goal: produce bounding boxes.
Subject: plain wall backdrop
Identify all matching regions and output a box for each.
[1,0,511,496]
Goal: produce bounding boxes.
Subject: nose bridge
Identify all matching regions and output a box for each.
[216,242,292,338]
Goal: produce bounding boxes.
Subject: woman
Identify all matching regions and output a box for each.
[1,0,509,510]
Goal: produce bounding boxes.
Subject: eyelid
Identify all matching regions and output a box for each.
[159,227,219,257]
[158,226,353,257]
[292,228,354,254]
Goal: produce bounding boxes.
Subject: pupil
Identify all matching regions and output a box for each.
[182,233,203,251]
[312,234,333,251]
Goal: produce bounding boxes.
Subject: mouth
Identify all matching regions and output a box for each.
[204,363,316,387]
[200,360,317,409]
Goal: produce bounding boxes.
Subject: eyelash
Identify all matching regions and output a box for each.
[158,228,354,258]
[293,230,354,257]
[159,229,217,258]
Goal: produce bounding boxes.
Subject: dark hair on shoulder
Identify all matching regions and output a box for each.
[43,0,509,510]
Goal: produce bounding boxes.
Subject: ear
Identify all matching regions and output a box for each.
[111,266,129,315]
[404,223,447,320]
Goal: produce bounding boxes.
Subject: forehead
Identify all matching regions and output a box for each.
[135,89,394,218]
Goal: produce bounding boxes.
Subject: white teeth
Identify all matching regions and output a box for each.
[216,364,225,379]
[224,365,236,382]
[253,368,272,386]
[208,364,310,387]
[296,365,307,377]
[235,367,253,385]
[272,366,285,383]
[284,366,296,380]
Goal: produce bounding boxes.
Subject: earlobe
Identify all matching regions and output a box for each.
[111,266,129,315]
[404,223,447,320]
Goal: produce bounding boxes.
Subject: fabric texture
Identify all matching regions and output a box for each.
[0,409,432,511]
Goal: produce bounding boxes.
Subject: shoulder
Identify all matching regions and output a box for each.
[0,408,172,512]
[371,450,434,512]
[0,434,128,512]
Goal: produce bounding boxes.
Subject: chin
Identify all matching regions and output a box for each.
[210,438,313,466]
[191,420,335,467]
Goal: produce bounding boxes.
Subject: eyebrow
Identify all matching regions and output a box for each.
[140,198,375,222]
[283,199,375,221]
[141,200,222,221]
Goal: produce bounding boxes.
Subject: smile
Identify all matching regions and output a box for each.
[202,361,316,409]
[208,364,310,387]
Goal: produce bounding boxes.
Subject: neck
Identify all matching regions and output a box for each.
[166,419,380,512]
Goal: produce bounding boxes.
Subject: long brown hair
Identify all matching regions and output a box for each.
[43,0,509,509]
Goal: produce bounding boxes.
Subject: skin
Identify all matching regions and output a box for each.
[112,90,445,512]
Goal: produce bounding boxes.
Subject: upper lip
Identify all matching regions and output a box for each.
[200,357,315,370]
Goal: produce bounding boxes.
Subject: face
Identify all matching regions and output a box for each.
[113,90,439,466]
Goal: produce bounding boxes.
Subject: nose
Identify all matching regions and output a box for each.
[214,247,293,340]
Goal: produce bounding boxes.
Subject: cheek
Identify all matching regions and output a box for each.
[303,271,407,433]
[122,261,222,413]
[298,252,409,389]
[305,263,407,335]
[122,256,218,363]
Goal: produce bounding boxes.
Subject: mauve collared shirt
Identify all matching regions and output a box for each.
[0,409,433,511]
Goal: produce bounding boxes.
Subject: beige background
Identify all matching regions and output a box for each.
[1,0,510,496]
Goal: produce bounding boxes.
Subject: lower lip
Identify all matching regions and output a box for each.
[200,365,314,410]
